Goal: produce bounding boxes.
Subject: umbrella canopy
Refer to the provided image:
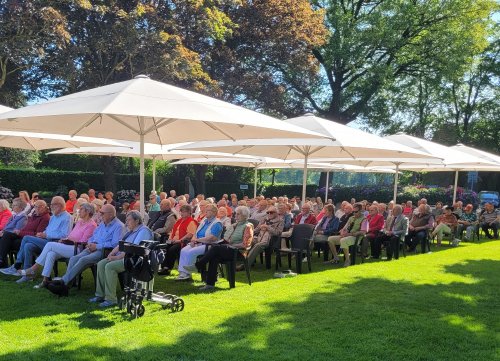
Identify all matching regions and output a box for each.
[174,114,439,201]
[0,130,130,150]
[451,144,500,165]
[0,76,325,143]
[172,157,397,199]
[345,134,499,203]
[0,76,328,215]
[0,105,12,113]
[48,144,258,192]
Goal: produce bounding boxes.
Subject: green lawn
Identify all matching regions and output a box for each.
[1,239,499,361]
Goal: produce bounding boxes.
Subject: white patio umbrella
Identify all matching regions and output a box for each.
[0,106,127,149]
[0,130,130,150]
[173,114,439,201]
[335,134,500,203]
[48,144,258,192]
[0,105,11,113]
[172,157,306,198]
[0,76,327,215]
[451,144,500,164]
[172,157,397,200]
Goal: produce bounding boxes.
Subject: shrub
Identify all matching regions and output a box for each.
[0,185,14,202]
[116,189,137,203]
[316,185,479,207]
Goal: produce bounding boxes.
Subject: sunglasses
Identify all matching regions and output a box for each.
[266,211,276,214]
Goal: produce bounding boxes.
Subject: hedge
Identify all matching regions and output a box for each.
[0,168,146,194]
[316,185,479,206]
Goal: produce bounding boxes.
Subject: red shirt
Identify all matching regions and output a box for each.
[66,199,77,214]
[293,213,318,225]
[367,213,384,236]
[0,208,12,230]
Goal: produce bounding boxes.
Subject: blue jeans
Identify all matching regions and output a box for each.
[16,236,57,269]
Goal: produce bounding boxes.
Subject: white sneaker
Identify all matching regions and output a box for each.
[0,265,18,276]
[183,265,198,273]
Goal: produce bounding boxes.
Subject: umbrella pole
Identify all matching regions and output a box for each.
[324,170,329,204]
[302,154,309,203]
[254,167,257,198]
[139,133,145,217]
[152,156,156,192]
[393,164,400,204]
[453,170,458,204]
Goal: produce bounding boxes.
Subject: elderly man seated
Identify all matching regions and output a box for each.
[405,204,434,253]
[176,204,223,281]
[251,200,269,222]
[1,196,72,283]
[479,202,499,239]
[245,205,283,268]
[372,205,409,260]
[326,203,367,267]
[281,201,318,239]
[47,204,124,296]
[147,199,177,241]
[458,204,477,241]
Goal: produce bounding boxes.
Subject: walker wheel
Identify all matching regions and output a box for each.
[118,296,125,310]
[172,298,184,312]
[136,304,145,318]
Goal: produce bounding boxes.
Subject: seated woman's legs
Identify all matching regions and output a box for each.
[196,245,234,286]
[103,259,125,302]
[0,232,21,267]
[162,243,182,271]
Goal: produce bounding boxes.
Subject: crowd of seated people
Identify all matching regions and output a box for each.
[0,188,499,299]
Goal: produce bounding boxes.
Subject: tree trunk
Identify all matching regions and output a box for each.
[100,156,116,192]
[271,169,276,185]
[318,171,330,188]
[193,165,207,195]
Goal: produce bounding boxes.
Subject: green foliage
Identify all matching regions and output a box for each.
[0,239,499,360]
[0,148,40,168]
[319,185,479,206]
[0,168,140,194]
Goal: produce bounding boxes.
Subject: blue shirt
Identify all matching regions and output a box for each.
[45,211,72,240]
[196,217,223,240]
[88,217,124,250]
[123,225,153,245]
[3,213,28,233]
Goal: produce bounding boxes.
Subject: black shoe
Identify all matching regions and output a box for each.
[157,267,171,276]
[47,281,69,297]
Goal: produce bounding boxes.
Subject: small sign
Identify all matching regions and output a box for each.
[240,184,249,190]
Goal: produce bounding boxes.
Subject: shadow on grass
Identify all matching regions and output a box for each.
[1,258,498,361]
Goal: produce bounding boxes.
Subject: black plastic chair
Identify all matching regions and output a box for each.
[275,224,314,274]
[218,246,252,289]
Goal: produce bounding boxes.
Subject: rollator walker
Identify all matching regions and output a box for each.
[118,240,184,318]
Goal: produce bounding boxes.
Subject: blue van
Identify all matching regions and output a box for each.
[478,191,499,207]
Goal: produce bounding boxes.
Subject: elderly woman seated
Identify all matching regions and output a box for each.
[18,203,97,288]
[217,206,232,229]
[0,199,13,231]
[176,204,223,281]
[431,205,458,246]
[192,206,254,291]
[89,210,153,307]
[158,205,198,276]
